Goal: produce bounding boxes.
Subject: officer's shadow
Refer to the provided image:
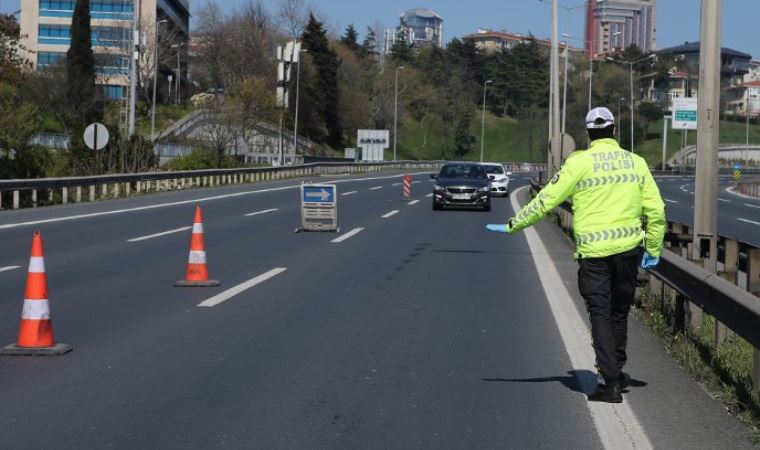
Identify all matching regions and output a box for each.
[482,370,647,394]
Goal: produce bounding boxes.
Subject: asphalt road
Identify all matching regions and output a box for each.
[0,172,753,449]
[655,175,760,246]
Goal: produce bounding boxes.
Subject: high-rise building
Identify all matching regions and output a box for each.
[585,0,656,60]
[384,8,443,54]
[20,0,190,100]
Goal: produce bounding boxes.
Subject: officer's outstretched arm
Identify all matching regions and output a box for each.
[641,168,666,257]
[509,158,584,234]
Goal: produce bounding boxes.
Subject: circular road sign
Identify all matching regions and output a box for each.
[83,122,109,151]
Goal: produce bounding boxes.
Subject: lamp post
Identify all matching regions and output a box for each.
[480,80,493,162]
[393,65,404,161]
[617,97,626,141]
[151,19,168,144]
[127,0,141,137]
[607,53,656,152]
[561,33,594,112]
[294,48,308,158]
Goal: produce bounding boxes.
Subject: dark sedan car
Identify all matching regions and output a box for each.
[431,163,491,211]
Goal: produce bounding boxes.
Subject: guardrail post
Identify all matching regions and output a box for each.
[715,239,740,347]
[13,190,19,209]
[113,183,120,199]
[62,187,68,204]
[31,189,37,208]
[48,189,54,204]
[89,185,95,202]
[101,184,107,199]
[125,182,131,197]
[75,186,81,203]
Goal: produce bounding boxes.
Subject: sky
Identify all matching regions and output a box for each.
[2,0,758,58]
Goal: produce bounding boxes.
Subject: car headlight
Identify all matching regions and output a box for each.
[434,184,444,191]
[478,185,490,193]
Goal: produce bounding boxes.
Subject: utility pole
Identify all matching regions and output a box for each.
[294,48,307,157]
[393,66,404,161]
[662,115,671,171]
[151,19,167,143]
[692,0,722,279]
[128,0,140,136]
[549,0,561,177]
[480,80,492,162]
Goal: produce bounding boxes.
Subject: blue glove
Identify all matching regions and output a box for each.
[641,252,660,270]
[486,224,509,233]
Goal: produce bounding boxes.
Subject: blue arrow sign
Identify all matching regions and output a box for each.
[303,185,335,203]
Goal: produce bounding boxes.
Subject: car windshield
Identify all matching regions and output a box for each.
[439,165,487,180]
[484,165,504,174]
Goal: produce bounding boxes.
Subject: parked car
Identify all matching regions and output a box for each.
[431,163,491,211]
[483,163,510,197]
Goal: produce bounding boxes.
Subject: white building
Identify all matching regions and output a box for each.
[384,8,443,54]
[585,0,656,59]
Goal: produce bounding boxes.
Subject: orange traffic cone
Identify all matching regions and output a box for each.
[175,206,221,287]
[1,231,72,356]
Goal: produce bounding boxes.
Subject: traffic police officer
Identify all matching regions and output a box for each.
[487,107,665,403]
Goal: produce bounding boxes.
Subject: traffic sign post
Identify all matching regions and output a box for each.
[297,183,338,232]
[672,98,698,130]
[733,163,742,182]
[84,122,109,151]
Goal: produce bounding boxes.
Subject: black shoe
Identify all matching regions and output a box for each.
[588,384,623,403]
[619,372,631,389]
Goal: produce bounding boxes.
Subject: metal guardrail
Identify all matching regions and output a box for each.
[529,179,760,388]
[0,161,444,210]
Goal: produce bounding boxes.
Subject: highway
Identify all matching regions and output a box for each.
[0,172,755,449]
[656,175,760,246]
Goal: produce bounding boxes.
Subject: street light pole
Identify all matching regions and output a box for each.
[127,0,140,136]
[747,94,756,167]
[617,98,625,141]
[480,80,492,162]
[607,53,655,152]
[393,66,404,161]
[294,48,307,158]
[549,0,561,177]
[150,19,168,143]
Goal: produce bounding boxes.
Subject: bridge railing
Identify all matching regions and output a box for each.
[529,179,760,390]
[0,161,444,211]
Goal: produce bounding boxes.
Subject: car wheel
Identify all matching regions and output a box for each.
[433,200,442,211]
[483,202,491,212]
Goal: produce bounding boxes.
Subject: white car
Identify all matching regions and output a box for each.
[483,163,511,197]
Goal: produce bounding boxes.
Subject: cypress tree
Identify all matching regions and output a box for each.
[66,0,102,131]
[341,24,359,53]
[302,14,342,143]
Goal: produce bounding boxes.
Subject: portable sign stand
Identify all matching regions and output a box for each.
[295,183,339,233]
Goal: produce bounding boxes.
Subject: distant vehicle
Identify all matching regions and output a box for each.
[483,163,510,197]
[431,163,491,211]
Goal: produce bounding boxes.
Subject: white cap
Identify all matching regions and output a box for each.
[585,107,615,129]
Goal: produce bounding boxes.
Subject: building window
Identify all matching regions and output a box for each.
[40,0,133,20]
[100,85,126,100]
[37,51,66,67]
[38,24,71,45]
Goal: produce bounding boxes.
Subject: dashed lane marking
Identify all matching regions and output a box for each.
[127,226,192,242]
[381,210,399,219]
[392,183,402,187]
[197,268,287,307]
[408,200,420,206]
[370,186,383,191]
[244,208,279,217]
[426,193,433,198]
[738,218,760,226]
[718,198,730,203]
[0,266,21,273]
[342,191,358,196]
[745,204,760,209]
[331,227,364,243]
[664,199,678,204]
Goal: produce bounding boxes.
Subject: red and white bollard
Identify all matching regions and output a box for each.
[402,175,412,199]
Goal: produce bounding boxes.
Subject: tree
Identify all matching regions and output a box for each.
[66,0,102,130]
[359,27,378,59]
[0,14,31,87]
[301,13,342,142]
[341,24,359,53]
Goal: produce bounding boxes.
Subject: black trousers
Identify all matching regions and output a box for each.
[577,247,640,385]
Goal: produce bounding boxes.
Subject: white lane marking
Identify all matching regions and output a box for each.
[426,193,433,198]
[331,227,364,243]
[664,199,678,204]
[127,226,192,242]
[738,218,760,226]
[0,265,21,273]
[370,186,383,191]
[0,173,427,232]
[408,200,420,206]
[745,203,760,209]
[342,191,358,196]
[412,180,422,184]
[688,191,694,195]
[510,186,653,450]
[392,183,402,187]
[381,210,399,219]
[244,208,278,217]
[197,268,287,308]
[718,198,730,203]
